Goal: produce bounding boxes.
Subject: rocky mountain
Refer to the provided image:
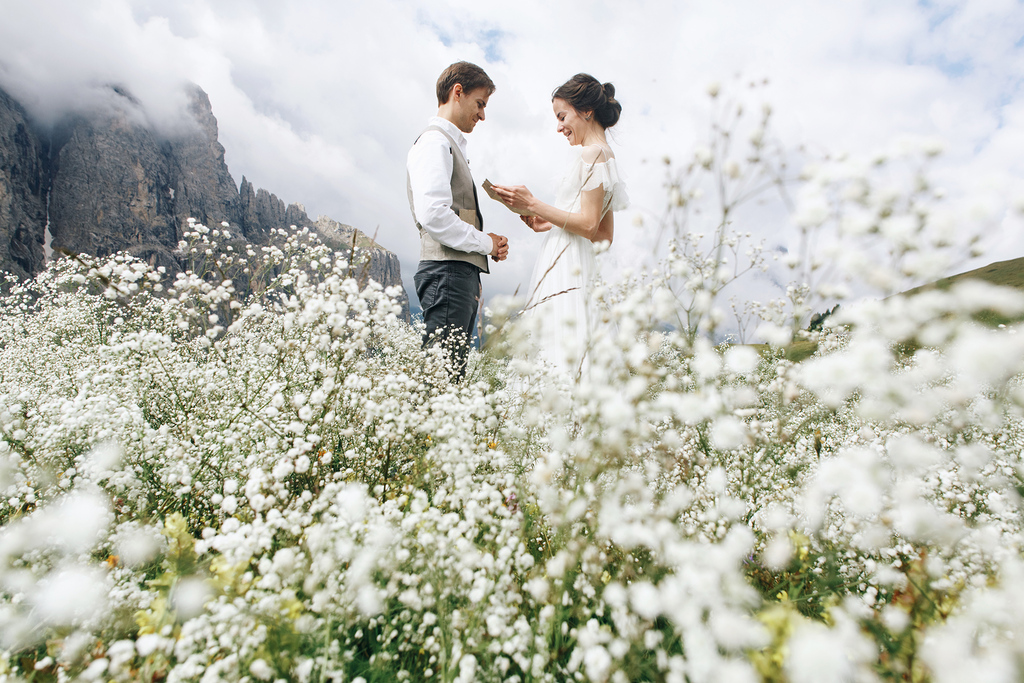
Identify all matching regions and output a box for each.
[0,88,46,279]
[0,83,409,318]
[315,215,405,290]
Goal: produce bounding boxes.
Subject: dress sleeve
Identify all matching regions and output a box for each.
[580,160,612,193]
[608,174,630,212]
[580,145,609,193]
[579,146,630,212]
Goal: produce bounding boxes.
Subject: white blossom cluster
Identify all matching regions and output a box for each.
[0,118,1023,682]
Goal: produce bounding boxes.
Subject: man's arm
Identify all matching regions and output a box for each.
[408,132,495,256]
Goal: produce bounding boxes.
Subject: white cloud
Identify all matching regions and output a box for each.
[1,0,1022,310]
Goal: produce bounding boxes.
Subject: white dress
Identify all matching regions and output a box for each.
[523,145,629,376]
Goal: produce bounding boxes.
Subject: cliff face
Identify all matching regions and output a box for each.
[0,88,46,278]
[46,86,243,270]
[0,83,409,319]
[315,216,410,316]
[167,86,243,235]
[47,104,180,267]
[239,177,312,241]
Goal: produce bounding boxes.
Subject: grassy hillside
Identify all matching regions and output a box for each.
[765,257,1024,361]
[901,256,1024,328]
[903,256,1024,295]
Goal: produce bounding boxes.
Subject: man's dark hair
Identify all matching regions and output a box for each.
[436,62,496,105]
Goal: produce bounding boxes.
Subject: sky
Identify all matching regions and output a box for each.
[1,0,1023,316]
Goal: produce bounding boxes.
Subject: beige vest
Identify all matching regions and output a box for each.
[407,125,489,274]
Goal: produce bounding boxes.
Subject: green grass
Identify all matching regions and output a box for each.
[903,256,1024,294]
[745,258,1024,362]
[901,256,1024,327]
[747,341,820,362]
[783,340,819,362]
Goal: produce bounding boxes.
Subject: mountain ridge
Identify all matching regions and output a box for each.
[0,82,409,318]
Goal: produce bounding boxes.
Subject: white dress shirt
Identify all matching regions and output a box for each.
[407,116,492,256]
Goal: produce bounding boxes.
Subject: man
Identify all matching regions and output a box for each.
[407,62,508,380]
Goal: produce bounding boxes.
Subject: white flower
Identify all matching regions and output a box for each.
[115,526,161,567]
[711,417,747,451]
[763,536,793,570]
[725,345,759,375]
[38,492,111,553]
[755,323,792,347]
[785,621,853,683]
[171,577,212,620]
[249,658,274,681]
[456,654,478,683]
[357,585,384,616]
[135,633,167,658]
[221,495,238,515]
[629,582,661,620]
[793,186,829,228]
[695,145,713,168]
[485,614,504,637]
[707,466,728,494]
[526,578,549,601]
[32,567,109,625]
[83,441,122,480]
[79,659,109,681]
[881,606,909,633]
[583,645,613,683]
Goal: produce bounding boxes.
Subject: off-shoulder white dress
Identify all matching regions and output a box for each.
[523,145,629,376]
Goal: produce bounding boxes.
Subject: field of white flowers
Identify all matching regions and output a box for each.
[2,95,1024,683]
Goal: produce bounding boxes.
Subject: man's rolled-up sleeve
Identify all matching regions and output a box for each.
[407,132,492,256]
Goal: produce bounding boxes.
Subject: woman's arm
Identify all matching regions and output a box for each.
[492,183,607,241]
[494,145,615,242]
[593,209,614,244]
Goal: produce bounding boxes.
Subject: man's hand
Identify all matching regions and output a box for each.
[489,233,509,262]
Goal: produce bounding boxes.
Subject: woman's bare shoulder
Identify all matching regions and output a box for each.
[581,144,614,164]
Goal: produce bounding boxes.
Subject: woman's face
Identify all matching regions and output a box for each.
[553,97,589,146]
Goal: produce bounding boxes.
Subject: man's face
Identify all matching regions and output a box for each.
[452,86,490,133]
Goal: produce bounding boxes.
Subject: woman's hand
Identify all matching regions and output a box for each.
[520,215,553,233]
[491,184,536,214]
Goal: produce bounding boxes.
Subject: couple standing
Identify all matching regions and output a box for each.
[407,61,628,380]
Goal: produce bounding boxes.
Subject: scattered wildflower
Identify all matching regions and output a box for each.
[0,93,1020,682]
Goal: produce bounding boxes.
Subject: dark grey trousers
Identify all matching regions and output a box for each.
[414,260,481,380]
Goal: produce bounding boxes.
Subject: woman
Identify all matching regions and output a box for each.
[492,73,629,377]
